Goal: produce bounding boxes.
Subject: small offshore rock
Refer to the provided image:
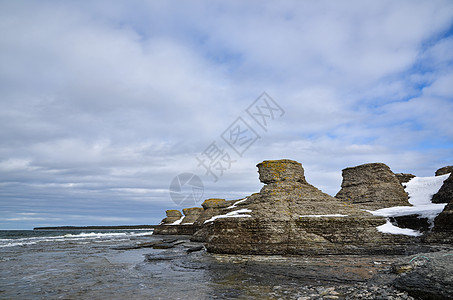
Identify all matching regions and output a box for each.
[186,245,204,253]
[152,242,175,249]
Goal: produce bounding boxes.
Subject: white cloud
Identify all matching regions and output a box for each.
[0,0,452,228]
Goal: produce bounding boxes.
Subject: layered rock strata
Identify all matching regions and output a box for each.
[425,201,453,244]
[335,163,410,210]
[431,172,453,204]
[154,209,198,235]
[204,160,416,255]
[181,207,204,224]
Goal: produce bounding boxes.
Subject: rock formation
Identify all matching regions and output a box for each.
[190,198,236,242]
[161,210,183,224]
[181,207,204,224]
[335,163,410,210]
[431,172,453,204]
[393,250,453,299]
[203,159,415,255]
[435,165,453,176]
[395,173,415,185]
[154,209,198,235]
[425,201,453,244]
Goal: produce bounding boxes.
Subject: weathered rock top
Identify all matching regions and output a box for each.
[335,162,410,210]
[340,163,398,186]
[435,165,453,176]
[182,207,204,215]
[166,210,182,217]
[257,159,307,184]
[201,198,228,209]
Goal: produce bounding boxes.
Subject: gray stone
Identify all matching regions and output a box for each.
[335,163,410,210]
[393,251,453,300]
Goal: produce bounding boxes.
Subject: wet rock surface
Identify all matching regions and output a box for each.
[140,237,451,299]
[393,250,453,300]
[335,163,410,210]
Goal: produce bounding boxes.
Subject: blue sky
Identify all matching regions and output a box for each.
[1,0,452,229]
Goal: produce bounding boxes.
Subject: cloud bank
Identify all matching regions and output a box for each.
[0,0,452,229]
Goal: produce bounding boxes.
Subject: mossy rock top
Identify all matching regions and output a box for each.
[257,159,306,184]
[165,209,182,217]
[202,198,227,209]
[183,207,204,215]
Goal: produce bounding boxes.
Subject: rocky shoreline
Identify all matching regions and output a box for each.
[129,234,451,299]
[152,159,452,299]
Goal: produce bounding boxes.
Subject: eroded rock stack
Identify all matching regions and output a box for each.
[181,207,204,224]
[154,209,197,235]
[161,210,182,224]
[335,163,410,210]
[204,159,414,255]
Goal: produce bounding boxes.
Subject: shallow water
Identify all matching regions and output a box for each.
[0,230,401,299]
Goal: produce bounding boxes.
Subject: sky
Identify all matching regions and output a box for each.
[1,0,452,229]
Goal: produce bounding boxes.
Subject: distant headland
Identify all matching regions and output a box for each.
[33,225,157,230]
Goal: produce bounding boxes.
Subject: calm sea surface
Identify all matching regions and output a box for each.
[1,230,400,299]
[0,230,305,299]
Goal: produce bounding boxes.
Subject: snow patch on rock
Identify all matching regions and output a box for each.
[204,209,252,224]
[376,220,421,236]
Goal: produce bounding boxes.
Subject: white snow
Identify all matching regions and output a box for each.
[405,173,450,206]
[367,173,449,236]
[300,214,348,218]
[367,204,446,221]
[227,198,248,209]
[376,220,421,237]
[204,209,252,224]
[169,216,184,225]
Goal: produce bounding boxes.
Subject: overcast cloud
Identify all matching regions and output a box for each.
[1,0,452,229]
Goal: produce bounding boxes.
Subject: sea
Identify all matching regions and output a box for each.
[0,229,408,299]
[0,229,307,299]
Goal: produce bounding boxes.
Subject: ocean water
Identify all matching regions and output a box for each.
[0,230,299,299]
[0,230,399,299]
